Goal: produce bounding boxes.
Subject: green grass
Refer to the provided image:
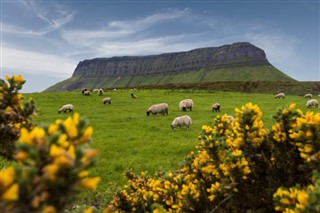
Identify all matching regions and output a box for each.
[21,90,319,206]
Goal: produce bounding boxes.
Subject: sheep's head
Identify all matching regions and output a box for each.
[146,111,150,116]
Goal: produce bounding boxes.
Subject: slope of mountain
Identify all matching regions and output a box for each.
[45,42,296,91]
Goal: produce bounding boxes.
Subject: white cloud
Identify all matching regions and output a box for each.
[3,0,75,36]
[61,8,192,48]
[1,47,77,78]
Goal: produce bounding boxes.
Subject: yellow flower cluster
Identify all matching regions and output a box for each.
[273,186,311,212]
[108,103,319,212]
[0,75,36,160]
[290,111,320,162]
[0,167,19,202]
[108,104,272,212]
[0,113,100,212]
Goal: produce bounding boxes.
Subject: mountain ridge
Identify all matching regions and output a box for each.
[45,42,296,91]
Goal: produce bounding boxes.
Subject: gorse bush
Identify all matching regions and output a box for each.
[106,103,319,213]
[0,75,36,159]
[0,75,100,213]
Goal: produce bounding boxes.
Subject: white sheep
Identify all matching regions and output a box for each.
[83,90,90,96]
[81,88,88,94]
[304,93,312,99]
[306,99,318,108]
[146,103,168,116]
[131,93,137,98]
[102,97,111,104]
[179,99,193,111]
[58,104,74,113]
[275,93,285,99]
[212,103,220,112]
[98,88,104,96]
[171,115,192,130]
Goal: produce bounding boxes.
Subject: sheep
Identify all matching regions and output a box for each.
[131,93,137,98]
[92,89,99,92]
[179,99,193,111]
[83,90,90,96]
[81,88,88,94]
[227,115,234,124]
[212,103,220,112]
[275,93,285,99]
[146,103,168,116]
[98,88,104,96]
[58,104,74,113]
[304,93,313,99]
[102,97,111,105]
[306,99,318,108]
[171,115,192,130]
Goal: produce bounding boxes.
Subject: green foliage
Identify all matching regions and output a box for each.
[0,75,36,160]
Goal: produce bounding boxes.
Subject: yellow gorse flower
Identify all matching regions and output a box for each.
[1,183,19,202]
[80,177,101,190]
[0,167,15,190]
[13,75,24,84]
[19,127,46,145]
[64,116,78,138]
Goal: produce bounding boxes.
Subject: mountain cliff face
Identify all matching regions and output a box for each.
[45,42,296,91]
[73,42,269,77]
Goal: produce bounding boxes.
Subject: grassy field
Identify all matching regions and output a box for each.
[22,89,318,206]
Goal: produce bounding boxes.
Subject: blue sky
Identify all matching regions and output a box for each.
[1,0,319,92]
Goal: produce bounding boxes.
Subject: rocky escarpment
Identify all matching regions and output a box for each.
[73,42,270,77]
[45,42,296,91]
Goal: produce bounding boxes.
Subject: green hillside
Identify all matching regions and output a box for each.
[45,65,295,92]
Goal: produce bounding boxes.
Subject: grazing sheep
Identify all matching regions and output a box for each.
[306,99,318,108]
[304,93,313,99]
[131,93,137,98]
[146,103,168,116]
[81,88,88,94]
[227,115,234,124]
[98,88,104,96]
[171,115,192,130]
[275,93,285,99]
[102,97,111,104]
[212,103,221,112]
[93,89,99,92]
[58,104,74,113]
[179,99,193,111]
[83,90,90,96]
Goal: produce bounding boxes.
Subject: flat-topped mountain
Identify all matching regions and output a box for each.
[45,42,296,91]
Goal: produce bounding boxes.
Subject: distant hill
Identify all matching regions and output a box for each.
[45,42,296,92]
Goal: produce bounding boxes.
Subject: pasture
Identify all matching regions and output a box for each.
[24,89,318,205]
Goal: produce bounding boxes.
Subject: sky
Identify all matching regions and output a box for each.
[1,0,319,93]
